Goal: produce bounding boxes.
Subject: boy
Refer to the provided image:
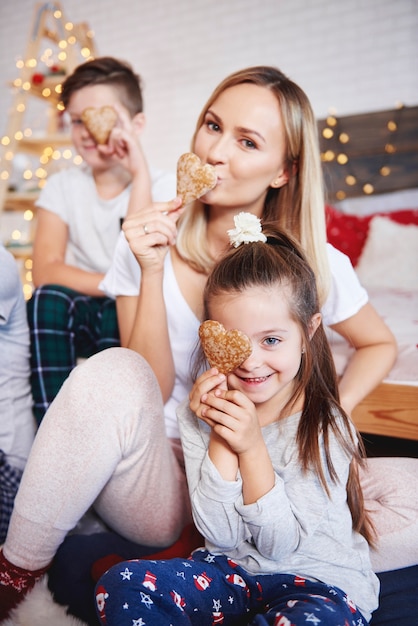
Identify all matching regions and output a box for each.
[28,56,175,424]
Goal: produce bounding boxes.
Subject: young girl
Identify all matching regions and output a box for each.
[95,217,379,625]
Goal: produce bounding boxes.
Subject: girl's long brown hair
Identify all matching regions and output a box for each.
[195,224,375,545]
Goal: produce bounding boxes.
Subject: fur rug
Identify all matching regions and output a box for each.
[1,578,88,626]
[0,511,106,626]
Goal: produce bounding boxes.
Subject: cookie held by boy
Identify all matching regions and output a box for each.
[81,105,118,144]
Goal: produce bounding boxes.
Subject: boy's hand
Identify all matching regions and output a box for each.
[98,103,145,176]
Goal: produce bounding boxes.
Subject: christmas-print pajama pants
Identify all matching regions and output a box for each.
[96,549,368,625]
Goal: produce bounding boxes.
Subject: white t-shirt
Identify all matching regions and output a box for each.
[0,245,36,468]
[101,236,368,439]
[322,243,368,326]
[35,165,176,274]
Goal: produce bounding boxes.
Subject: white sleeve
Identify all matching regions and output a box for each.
[100,169,176,297]
[322,244,368,327]
[34,171,68,221]
[99,231,141,297]
[150,169,176,201]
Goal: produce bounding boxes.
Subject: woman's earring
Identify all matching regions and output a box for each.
[301,347,305,354]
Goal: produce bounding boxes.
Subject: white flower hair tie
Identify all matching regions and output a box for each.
[227,212,267,248]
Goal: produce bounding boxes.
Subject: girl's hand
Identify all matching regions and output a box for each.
[190,370,262,455]
[189,368,227,428]
[122,198,184,271]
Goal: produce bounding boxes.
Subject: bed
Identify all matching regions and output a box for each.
[318,104,418,443]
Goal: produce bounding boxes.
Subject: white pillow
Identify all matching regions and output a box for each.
[335,188,418,215]
[355,216,418,290]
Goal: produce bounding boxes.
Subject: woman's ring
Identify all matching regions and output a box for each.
[143,223,149,235]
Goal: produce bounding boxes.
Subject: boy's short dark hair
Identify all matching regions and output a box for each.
[61,56,143,116]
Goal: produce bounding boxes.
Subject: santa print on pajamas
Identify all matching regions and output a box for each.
[95,549,367,625]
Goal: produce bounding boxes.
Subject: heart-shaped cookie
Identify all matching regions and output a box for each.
[81,106,118,144]
[177,153,217,205]
[199,320,252,374]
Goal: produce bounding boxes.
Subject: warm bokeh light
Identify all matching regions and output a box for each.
[337,153,348,165]
[363,184,374,194]
[321,108,402,197]
[2,4,95,298]
[326,116,337,127]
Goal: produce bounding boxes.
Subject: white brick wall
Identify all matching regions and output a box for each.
[1,0,417,172]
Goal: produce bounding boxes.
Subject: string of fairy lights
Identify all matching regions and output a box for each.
[320,103,404,201]
[0,4,95,298]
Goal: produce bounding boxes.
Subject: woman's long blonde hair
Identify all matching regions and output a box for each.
[176,66,331,307]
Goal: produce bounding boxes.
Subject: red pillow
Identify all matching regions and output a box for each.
[326,206,418,267]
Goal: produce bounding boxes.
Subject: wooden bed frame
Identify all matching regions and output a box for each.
[352,383,418,441]
[317,106,418,442]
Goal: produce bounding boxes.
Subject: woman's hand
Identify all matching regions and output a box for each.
[331,302,397,415]
[122,198,184,272]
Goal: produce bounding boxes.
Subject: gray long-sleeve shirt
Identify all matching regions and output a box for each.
[177,399,379,621]
[0,245,36,469]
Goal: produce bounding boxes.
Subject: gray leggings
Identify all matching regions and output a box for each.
[4,348,191,570]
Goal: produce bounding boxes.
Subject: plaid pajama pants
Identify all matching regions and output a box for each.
[96,549,368,625]
[0,450,23,544]
[27,285,120,425]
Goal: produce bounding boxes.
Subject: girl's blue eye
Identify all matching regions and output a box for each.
[264,337,279,347]
[71,119,83,126]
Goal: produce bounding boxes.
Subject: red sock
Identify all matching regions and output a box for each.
[0,549,50,620]
[91,553,125,582]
